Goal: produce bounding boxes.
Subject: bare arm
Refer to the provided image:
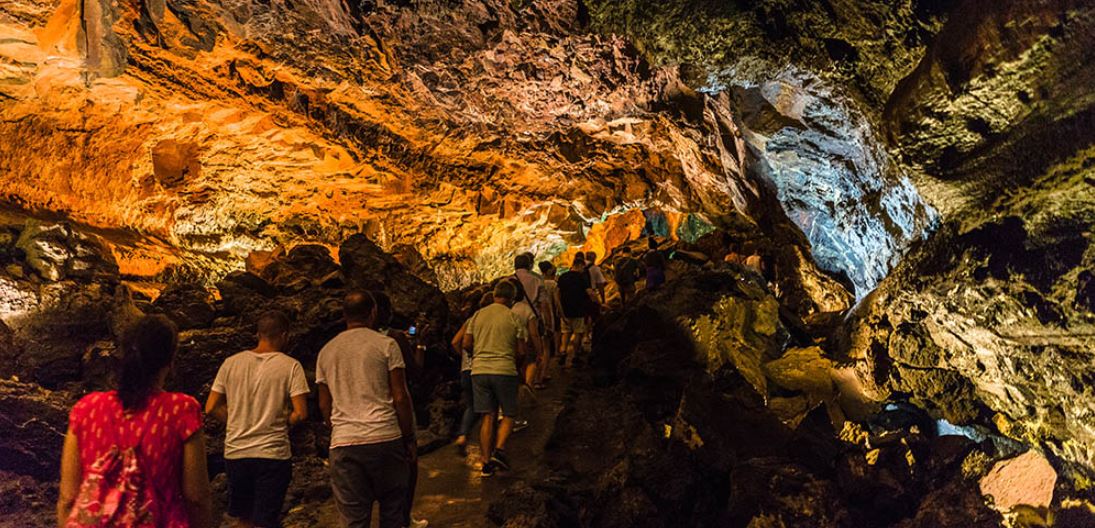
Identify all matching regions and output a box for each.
[288,394,308,427]
[317,383,333,428]
[204,391,227,424]
[181,430,214,528]
[56,428,80,527]
[388,368,417,462]
[451,321,467,352]
[461,331,474,357]
[527,317,542,359]
[516,336,528,365]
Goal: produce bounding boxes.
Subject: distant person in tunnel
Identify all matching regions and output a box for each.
[537,261,563,386]
[586,251,608,304]
[451,292,495,456]
[317,291,417,528]
[612,246,642,305]
[58,315,213,528]
[371,291,429,528]
[644,236,667,291]
[462,280,527,477]
[205,310,309,528]
[557,254,596,369]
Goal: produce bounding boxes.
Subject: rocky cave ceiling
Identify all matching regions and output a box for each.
[2,0,1094,499]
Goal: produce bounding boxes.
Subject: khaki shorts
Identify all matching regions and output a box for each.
[561,316,588,334]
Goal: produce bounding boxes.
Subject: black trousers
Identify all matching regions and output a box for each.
[329,440,410,528]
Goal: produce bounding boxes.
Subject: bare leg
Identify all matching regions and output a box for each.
[479,411,497,462]
[559,331,572,367]
[565,332,582,368]
[524,361,538,389]
[536,339,551,384]
[495,417,515,452]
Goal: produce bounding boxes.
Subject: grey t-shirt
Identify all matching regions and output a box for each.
[316,328,405,447]
[212,351,310,460]
[467,303,527,376]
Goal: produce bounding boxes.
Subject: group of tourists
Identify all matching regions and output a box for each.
[54,240,669,528]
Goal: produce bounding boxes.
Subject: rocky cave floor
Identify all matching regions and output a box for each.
[1,217,1093,528]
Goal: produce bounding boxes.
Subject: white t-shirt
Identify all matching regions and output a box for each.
[515,268,543,306]
[211,350,310,460]
[588,264,608,287]
[315,328,405,448]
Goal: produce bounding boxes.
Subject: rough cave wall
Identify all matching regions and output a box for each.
[587,0,1095,484]
[0,0,842,300]
[585,0,943,295]
[855,0,1095,484]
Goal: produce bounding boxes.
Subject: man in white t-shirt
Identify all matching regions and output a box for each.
[205,310,310,528]
[316,291,417,528]
[586,251,609,304]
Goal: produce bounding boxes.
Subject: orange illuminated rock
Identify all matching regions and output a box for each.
[979,450,1057,512]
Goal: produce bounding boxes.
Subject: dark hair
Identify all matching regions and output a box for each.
[647,236,658,249]
[619,246,632,254]
[586,251,597,261]
[256,310,291,340]
[372,291,393,327]
[479,292,494,308]
[572,253,586,267]
[537,261,554,274]
[118,315,179,411]
[514,253,533,270]
[493,280,517,300]
[344,290,376,323]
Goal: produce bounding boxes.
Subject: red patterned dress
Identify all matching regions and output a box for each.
[69,391,202,527]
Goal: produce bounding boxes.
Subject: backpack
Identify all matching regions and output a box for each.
[66,407,157,528]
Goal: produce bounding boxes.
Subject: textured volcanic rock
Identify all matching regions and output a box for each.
[496,267,1002,527]
[584,0,942,295]
[0,380,72,480]
[0,219,120,387]
[0,0,909,301]
[836,0,1095,487]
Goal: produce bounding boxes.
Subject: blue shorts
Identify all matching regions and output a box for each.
[471,374,519,417]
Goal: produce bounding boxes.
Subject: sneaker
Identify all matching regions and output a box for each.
[490,450,511,471]
[481,460,495,477]
[410,518,429,528]
[513,419,529,433]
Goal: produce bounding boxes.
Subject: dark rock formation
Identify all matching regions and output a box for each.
[495,267,1004,527]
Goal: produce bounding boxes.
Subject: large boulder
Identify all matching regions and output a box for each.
[0,380,72,480]
[150,283,217,330]
[339,234,450,342]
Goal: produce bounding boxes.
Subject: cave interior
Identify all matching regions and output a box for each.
[1,0,1094,526]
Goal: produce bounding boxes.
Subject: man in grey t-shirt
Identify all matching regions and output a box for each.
[317,291,417,528]
[206,310,310,528]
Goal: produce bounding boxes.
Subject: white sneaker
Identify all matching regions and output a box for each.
[409,518,429,528]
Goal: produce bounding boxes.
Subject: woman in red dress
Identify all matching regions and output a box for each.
[57,315,213,527]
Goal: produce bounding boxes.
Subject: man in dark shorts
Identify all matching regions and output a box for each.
[206,311,310,528]
[557,254,596,368]
[462,281,527,476]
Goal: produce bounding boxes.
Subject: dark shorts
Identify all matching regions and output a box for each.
[226,457,292,527]
[329,440,411,528]
[472,374,519,417]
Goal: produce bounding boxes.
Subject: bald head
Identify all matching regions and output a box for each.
[343,290,377,325]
